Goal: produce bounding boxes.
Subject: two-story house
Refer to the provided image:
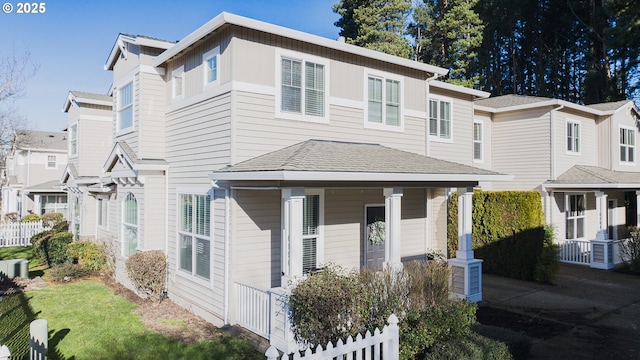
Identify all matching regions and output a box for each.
[474,95,640,268]
[2,130,68,218]
[87,12,510,350]
[60,91,113,239]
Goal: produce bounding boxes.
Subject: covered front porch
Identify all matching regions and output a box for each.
[210,140,510,350]
[543,165,640,269]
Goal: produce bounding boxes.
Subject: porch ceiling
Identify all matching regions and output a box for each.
[544,165,640,190]
[210,140,512,183]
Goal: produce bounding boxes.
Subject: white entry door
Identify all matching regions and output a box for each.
[365,205,385,269]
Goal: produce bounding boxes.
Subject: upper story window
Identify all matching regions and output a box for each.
[117,82,133,132]
[567,120,581,154]
[69,124,77,157]
[172,66,184,100]
[178,193,211,280]
[46,155,57,169]
[203,47,220,87]
[620,126,635,164]
[366,75,401,129]
[276,50,328,123]
[473,121,483,162]
[429,96,452,140]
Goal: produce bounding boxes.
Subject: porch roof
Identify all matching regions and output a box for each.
[543,165,640,189]
[24,180,65,194]
[210,140,511,183]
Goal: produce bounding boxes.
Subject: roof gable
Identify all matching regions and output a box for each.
[63,91,112,113]
[105,33,176,71]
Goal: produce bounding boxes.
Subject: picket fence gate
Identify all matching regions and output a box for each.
[0,319,48,360]
[265,314,399,360]
[0,222,49,247]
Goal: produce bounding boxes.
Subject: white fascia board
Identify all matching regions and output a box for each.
[62,92,76,113]
[476,99,612,116]
[430,81,490,99]
[105,34,174,71]
[152,12,448,77]
[210,171,513,182]
[542,183,640,190]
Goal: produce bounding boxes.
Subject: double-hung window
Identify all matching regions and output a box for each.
[172,66,184,100]
[567,120,581,154]
[566,194,585,240]
[473,121,483,161]
[123,193,138,256]
[97,197,108,228]
[117,82,133,132]
[429,97,452,140]
[46,155,56,169]
[366,74,402,128]
[277,50,328,122]
[203,47,220,87]
[178,193,211,280]
[69,124,77,157]
[620,126,635,163]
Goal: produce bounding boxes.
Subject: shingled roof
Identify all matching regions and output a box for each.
[544,165,640,189]
[211,140,510,182]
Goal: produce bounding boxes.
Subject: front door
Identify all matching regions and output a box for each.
[365,205,385,269]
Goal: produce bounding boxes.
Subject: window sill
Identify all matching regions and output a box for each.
[276,111,330,124]
[429,135,453,144]
[115,127,134,137]
[176,269,213,288]
[364,122,404,133]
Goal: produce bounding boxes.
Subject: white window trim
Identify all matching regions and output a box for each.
[69,123,78,158]
[619,125,636,165]
[46,155,57,169]
[172,66,185,101]
[303,189,325,272]
[121,192,139,257]
[473,120,483,163]
[275,49,330,124]
[175,188,214,288]
[566,119,581,155]
[565,193,586,240]
[363,69,404,132]
[96,196,109,230]
[428,95,453,143]
[203,46,220,89]
[116,80,134,136]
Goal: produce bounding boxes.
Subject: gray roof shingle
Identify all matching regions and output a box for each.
[70,91,112,103]
[546,165,640,186]
[15,130,67,151]
[474,94,554,109]
[585,100,632,112]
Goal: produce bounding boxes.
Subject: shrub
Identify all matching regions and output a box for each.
[31,229,54,265]
[621,227,640,272]
[68,241,108,271]
[47,232,73,266]
[534,225,560,284]
[288,265,369,346]
[422,332,514,360]
[42,212,64,227]
[48,263,90,282]
[125,250,167,303]
[4,212,18,223]
[21,213,41,223]
[472,324,531,360]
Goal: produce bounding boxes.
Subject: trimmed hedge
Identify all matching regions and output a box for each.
[31,229,73,266]
[422,332,514,360]
[448,190,557,282]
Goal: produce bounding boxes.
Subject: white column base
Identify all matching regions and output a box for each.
[449,258,483,302]
[590,239,615,270]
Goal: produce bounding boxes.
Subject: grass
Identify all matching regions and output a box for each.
[0,246,262,360]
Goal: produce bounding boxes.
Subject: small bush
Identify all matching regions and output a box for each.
[400,299,477,359]
[47,232,73,266]
[422,332,514,360]
[472,324,531,360]
[534,225,560,284]
[68,241,108,271]
[42,212,65,227]
[48,263,90,282]
[21,213,41,223]
[4,212,18,223]
[289,265,369,346]
[621,227,640,272]
[125,250,167,303]
[31,229,54,265]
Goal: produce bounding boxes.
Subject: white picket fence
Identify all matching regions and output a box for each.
[0,221,49,247]
[0,319,48,360]
[265,315,399,360]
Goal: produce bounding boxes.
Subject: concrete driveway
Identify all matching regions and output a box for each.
[481,264,640,359]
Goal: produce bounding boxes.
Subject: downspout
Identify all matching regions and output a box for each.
[164,167,170,299]
[223,188,231,324]
[425,73,442,157]
[26,150,31,217]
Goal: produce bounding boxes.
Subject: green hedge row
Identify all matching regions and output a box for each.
[448,190,557,282]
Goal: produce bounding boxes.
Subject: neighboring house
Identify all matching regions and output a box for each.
[474,95,640,268]
[87,12,509,350]
[60,91,113,239]
[1,130,68,218]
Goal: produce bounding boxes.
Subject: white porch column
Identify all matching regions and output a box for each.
[281,188,305,286]
[33,195,41,216]
[449,187,483,302]
[384,187,403,268]
[595,191,608,240]
[544,191,552,225]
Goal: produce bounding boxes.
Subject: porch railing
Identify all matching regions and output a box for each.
[557,238,628,269]
[558,239,591,265]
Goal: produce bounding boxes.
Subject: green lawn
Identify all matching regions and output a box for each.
[0,247,262,360]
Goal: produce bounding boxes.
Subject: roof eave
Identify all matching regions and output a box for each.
[209,170,513,182]
[542,183,640,190]
[430,81,490,99]
[152,12,448,77]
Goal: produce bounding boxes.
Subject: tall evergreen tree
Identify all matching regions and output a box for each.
[333,0,412,58]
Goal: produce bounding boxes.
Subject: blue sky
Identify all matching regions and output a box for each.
[0,0,340,132]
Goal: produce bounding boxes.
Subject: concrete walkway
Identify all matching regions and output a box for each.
[482,264,640,359]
